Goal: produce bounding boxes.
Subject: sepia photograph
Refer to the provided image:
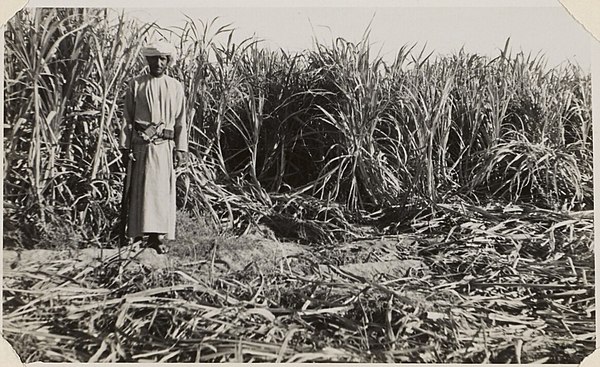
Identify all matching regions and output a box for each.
[2,0,596,364]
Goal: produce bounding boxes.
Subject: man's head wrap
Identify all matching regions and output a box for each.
[142,41,176,66]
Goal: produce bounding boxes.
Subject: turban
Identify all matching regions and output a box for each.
[142,41,176,66]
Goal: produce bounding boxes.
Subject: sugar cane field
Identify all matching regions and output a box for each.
[2,8,595,363]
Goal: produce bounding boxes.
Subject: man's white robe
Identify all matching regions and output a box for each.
[120,74,188,240]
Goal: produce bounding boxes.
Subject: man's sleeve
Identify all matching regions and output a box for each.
[119,80,135,150]
[174,82,189,152]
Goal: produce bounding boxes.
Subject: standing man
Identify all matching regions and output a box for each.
[120,41,188,254]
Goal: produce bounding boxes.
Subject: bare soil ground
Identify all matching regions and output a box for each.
[3,234,426,282]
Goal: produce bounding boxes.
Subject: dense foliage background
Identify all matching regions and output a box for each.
[3,8,593,247]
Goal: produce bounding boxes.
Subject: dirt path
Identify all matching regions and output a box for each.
[4,234,428,280]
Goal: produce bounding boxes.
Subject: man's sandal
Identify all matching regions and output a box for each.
[145,238,168,254]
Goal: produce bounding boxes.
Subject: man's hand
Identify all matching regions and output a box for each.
[120,149,131,167]
[176,150,188,168]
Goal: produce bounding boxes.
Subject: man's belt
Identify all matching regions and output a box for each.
[134,122,174,142]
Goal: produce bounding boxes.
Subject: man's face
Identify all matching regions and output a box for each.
[147,55,169,77]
